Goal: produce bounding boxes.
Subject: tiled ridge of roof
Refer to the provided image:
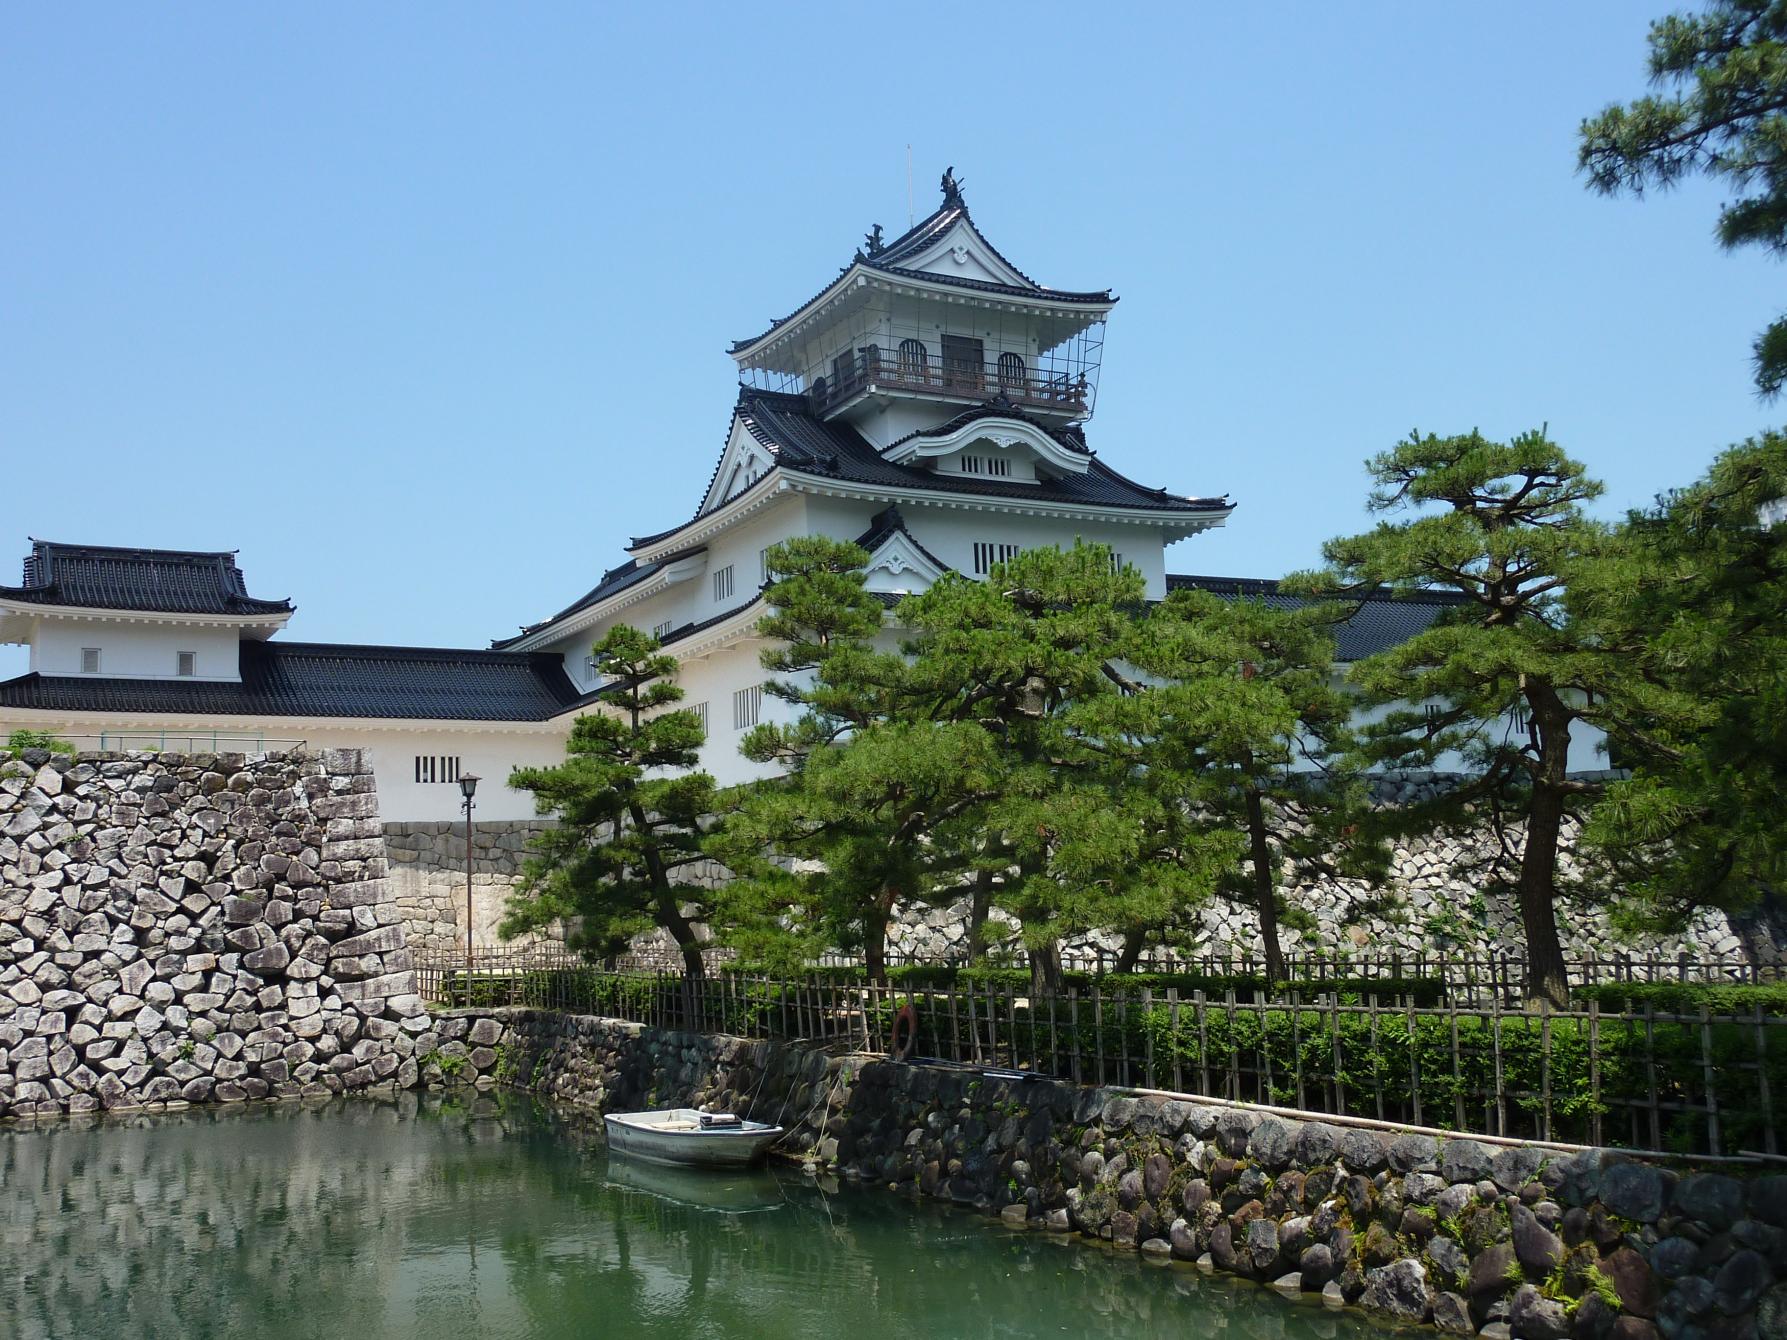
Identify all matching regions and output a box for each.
[0,639,584,723]
[728,197,1111,356]
[1165,574,1471,662]
[2,540,292,616]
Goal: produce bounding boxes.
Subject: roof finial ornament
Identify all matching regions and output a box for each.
[864,223,884,256]
[940,165,965,207]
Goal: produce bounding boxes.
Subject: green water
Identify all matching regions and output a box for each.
[0,1095,1406,1340]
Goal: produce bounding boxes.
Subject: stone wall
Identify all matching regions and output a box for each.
[0,747,430,1116]
[888,808,1754,969]
[438,1006,1787,1340]
[382,819,560,954]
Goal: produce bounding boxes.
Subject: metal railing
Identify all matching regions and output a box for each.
[810,348,1089,418]
[2,732,309,755]
[416,947,1783,1159]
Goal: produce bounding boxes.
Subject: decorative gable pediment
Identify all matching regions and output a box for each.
[893,217,1033,289]
[882,414,1091,478]
[861,527,948,596]
[697,416,776,516]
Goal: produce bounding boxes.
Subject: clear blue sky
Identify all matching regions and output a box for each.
[3,4,1777,678]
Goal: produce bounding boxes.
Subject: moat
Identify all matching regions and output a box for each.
[0,1095,1412,1339]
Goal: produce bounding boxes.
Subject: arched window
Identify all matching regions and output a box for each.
[897,339,928,381]
[997,351,1027,392]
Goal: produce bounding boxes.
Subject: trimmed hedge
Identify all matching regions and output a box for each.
[1572,979,1787,1016]
[731,962,1449,1006]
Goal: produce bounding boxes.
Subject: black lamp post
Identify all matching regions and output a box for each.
[458,774,480,1004]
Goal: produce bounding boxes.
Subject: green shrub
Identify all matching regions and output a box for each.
[1573,980,1787,1016]
[5,729,77,757]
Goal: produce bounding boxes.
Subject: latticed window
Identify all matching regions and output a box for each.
[653,619,674,639]
[414,755,462,784]
[733,685,762,730]
[714,565,734,601]
[897,339,928,378]
[972,542,1022,575]
[997,351,1027,391]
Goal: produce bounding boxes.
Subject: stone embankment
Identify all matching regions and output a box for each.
[435,1006,1787,1340]
[0,747,430,1116]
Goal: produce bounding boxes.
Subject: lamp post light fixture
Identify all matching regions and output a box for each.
[458,774,480,1004]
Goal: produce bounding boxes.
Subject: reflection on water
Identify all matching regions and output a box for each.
[0,1095,1403,1340]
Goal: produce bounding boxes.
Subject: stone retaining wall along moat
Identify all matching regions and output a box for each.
[0,747,430,1115]
[430,1007,1787,1340]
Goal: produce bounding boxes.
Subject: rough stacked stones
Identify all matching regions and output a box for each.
[0,747,429,1116]
[443,1005,1787,1340]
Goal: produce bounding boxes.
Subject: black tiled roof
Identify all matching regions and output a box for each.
[729,199,1113,356]
[1,540,292,616]
[1165,574,1471,662]
[490,557,669,650]
[736,388,1227,515]
[624,389,1227,555]
[0,640,585,722]
[851,505,950,572]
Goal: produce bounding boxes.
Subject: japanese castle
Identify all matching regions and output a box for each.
[0,175,1462,821]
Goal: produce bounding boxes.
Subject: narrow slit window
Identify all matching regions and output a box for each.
[689,701,709,734]
[971,542,1022,576]
[732,685,762,730]
[414,755,461,783]
[81,647,100,674]
[176,651,196,677]
[714,565,735,601]
[653,619,674,639]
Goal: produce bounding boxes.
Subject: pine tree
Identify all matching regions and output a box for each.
[503,625,716,977]
[1295,428,1647,1004]
[1580,1,1787,396]
[1578,430,1787,938]
[1129,587,1389,980]
[709,536,992,982]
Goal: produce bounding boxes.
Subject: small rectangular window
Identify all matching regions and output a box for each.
[690,701,709,733]
[414,755,461,784]
[81,647,100,674]
[960,455,985,475]
[732,685,762,730]
[971,542,1021,576]
[759,547,771,584]
[714,564,735,601]
[1424,703,1445,727]
[653,619,674,639]
[176,651,196,677]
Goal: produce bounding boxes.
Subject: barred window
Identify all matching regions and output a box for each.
[81,647,100,674]
[176,650,197,676]
[997,351,1027,390]
[689,701,709,734]
[714,564,735,601]
[971,542,1022,575]
[959,454,1011,477]
[414,755,462,784]
[653,619,674,639]
[733,685,762,730]
[897,338,928,377]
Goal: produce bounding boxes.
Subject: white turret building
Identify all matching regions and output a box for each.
[491,172,1235,784]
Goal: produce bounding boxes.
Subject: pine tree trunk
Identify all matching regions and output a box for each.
[1114,926,1148,974]
[966,869,994,965]
[1518,690,1572,1007]
[632,802,705,981]
[864,888,894,987]
[1030,939,1063,995]
[1244,785,1287,983]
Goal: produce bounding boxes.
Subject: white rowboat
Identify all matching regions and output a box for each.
[603,1108,784,1168]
